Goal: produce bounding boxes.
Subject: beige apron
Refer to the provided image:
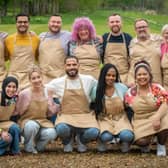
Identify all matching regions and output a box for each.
[104,33,129,83]
[19,99,54,129]
[0,40,7,88]
[161,52,168,90]
[39,33,65,84]
[55,78,99,129]
[98,92,132,134]
[8,35,34,90]
[75,42,100,79]
[131,95,168,141]
[128,39,162,85]
[0,104,15,130]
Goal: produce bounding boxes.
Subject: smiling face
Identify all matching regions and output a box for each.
[135,20,149,41]
[78,27,90,42]
[135,67,150,87]
[105,67,117,87]
[30,71,43,88]
[48,16,62,34]
[108,15,122,35]
[16,16,29,34]
[5,82,17,97]
[163,29,168,43]
[64,58,79,78]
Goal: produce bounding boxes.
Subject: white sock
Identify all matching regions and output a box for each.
[157,143,166,156]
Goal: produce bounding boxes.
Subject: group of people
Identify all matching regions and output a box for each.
[0,12,168,157]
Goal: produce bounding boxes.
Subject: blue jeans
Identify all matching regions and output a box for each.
[0,136,12,155]
[56,123,99,145]
[8,123,21,154]
[100,130,134,143]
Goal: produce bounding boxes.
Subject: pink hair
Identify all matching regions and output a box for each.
[71,17,96,41]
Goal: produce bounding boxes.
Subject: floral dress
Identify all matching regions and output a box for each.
[124,83,168,141]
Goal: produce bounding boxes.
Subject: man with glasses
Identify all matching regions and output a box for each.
[103,13,132,84]
[127,19,162,86]
[5,13,39,90]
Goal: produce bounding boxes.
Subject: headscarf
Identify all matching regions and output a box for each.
[1,76,18,106]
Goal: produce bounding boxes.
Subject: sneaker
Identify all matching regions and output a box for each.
[140,146,150,153]
[97,140,107,152]
[64,143,73,152]
[157,144,166,156]
[120,142,130,153]
[76,135,87,153]
[64,138,74,152]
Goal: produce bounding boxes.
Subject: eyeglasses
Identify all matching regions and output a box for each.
[17,21,29,24]
[136,25,148,30]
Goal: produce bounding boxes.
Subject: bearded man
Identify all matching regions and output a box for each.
[38,14,71,84]
[127,19,162,86]
[46,56,99,153]
[103,13,132,83]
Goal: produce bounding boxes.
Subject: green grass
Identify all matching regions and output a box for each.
[0,10,168,36]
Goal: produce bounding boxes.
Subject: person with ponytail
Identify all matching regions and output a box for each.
[95,63,133,152]
[0,76,21,155]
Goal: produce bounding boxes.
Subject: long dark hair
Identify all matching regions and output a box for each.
[95,64,121,118]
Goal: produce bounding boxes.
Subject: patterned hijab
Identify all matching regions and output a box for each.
[1,76,18,106]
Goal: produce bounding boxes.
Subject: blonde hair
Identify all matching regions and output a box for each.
[161,24,168,35]
[28,64,42,80]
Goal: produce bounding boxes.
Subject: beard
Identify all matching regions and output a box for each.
[111,26,121,34]
[66,69,78,78]
[49,26,61,34]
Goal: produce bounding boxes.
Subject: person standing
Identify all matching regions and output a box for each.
[127,19,162,86]
[39,14,71,84]
[16,65,58,154]
[68,17,103,79]
[0,32,8,88]
[46,56,99,152]
[5,13,39,90]
[161,24,168,90]
[103,13,132,83]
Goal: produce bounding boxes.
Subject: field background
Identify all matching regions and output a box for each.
[1,9,168,168]
[0,10,168,36]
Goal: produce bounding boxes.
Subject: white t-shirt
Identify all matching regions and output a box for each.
[45,74,97,103]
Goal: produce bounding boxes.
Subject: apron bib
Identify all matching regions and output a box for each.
[55,78,99,129]
[0,40,7,88]
[104,33,129,83]
[0,104,15,130]
[99,91,132,134]
[8,35,34,90]
[161,52,168,90]
[131,94,168,141]
[128,39,162,85]
[19,99,54,129]
[75,42,100,79]
[39,34,65,84]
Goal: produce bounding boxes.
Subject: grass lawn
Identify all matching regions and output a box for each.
[0,10,168,36]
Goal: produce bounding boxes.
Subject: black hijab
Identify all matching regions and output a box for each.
[1,76,18,106]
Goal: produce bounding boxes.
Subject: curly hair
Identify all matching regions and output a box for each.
[71,17,96,41]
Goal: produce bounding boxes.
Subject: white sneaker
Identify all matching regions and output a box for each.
[97,140,107,152]
[64,143,73,152]
[120,142,130,153]
[140,146,150,153]
[64,138,73,152]
[157,144,166,156]
[76,135,87,153]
